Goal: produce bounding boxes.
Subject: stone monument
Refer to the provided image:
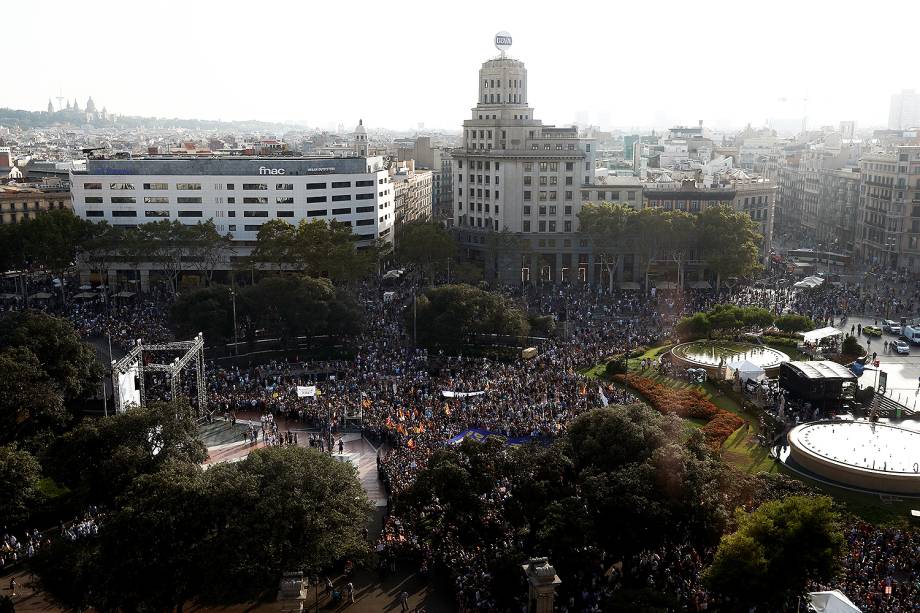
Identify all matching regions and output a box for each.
[521,557,561,613]
[277,571,307,613]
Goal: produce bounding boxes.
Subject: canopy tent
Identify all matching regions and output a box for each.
[688,280,712,289]
[808,590,862,613]
[729,359,766,381]
[73,291,98,299]
[78,284,92,290]
[800,326,842,343]
[618,281,641,290]
[794,275,826,289]
[656,281,678,290]
[113,291,136,298]
[30,292,53,300]
[0,293,20,300]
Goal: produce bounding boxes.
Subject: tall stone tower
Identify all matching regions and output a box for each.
[86,96,97,114]
[353,119,368,157]
[47,99,54,113]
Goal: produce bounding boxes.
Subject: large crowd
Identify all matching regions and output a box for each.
[9,266,918,612]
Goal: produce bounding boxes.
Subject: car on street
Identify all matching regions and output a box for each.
[894,340,910,354]
[863,325,882,337]
[883,320,902,334]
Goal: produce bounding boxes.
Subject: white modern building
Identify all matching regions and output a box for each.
[454,35,597,284]
[888,90,920,130]
[70,153,395,285]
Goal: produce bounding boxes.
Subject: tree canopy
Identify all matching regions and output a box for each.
[412,284,530,350]
[34,446,371,611]
[396,221,457,281]
[703,495,844,610]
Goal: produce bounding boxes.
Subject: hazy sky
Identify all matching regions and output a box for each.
[6,0,918,132]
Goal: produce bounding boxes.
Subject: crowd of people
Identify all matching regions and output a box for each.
[13,266,918,612]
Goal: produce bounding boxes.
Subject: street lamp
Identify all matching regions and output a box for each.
[229,288,239,356]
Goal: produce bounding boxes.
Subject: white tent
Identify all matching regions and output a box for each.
[808,590,862,613]
[794,275,826,289]
[729,359,765,381]
[800,326,842,343]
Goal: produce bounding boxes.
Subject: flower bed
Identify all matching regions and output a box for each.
[613,373,745,448]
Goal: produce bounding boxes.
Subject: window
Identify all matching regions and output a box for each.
[523,205,531,215]
[549,205,557,215]
[85,210,104,217]
[306,183,326,190]
[549,221,556,232]
[564,205,573,215]
[539,176,548,186]
[564,221,572,232]
[539,220,546,232]
[581,192,590,201]
[227,211,236,217]
[277,211,294,218]
[332,194,352,202]
[524,176,532,186]
[244,225,262,232]
[550,177,558,186]
[332,208,352,215]
[332,181,351,188]
[178,211,203,217]
[84,182,102,190]
[586,144,592,152]
[144,197,169,204]
[85,197,103,204]
[355,206,374,213]
[524,191,531,201]
[111,197,137,204]
[523,220,531,232]
[276,183,294,190]
[565,191,573,201]
[276,197,294,204]
[227,197,235,204]
[355,219,374,226]
[355,193,374,200]
[143,183,168,190]
[243,197,268,204]
[227,184,235,190]
[356,180,374,187]
[243,183,268,190]
[539,206,547,215]
[175,183,202,190]
[177,197,202,204]
[307,196,327,203]
[228,224,236,231]
[244,211,269,217]
[539,191,547,201]
[145,210,170,218]
[110,183,135,190]
[307,210,328,217]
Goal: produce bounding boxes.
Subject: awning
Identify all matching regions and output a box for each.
[800,326,842,343]
[114,291,136,298]
[656,281,678,290]
[30,292,53,299]
[618,281,641,290]
[808,590,862,613]
[689,280,712,289]
[0,293,20,300]
[73,292,98,299]
[78,284,92,290]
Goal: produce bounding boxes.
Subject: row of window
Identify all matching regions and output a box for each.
[483,78,522,89]
[457,188,500,200]
[83,180,378,191]
[85,207,377,220]
[85,193,377,205]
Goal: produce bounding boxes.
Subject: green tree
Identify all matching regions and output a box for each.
[697,204,763,290]
[45,401,207,506]
[184,220,234,286]
[21,209,91,305]
[631,207,669,293]
[79,221,123,294]
[170,284,236,343]
[134,220,191,294]
[0,311,101,401]
[252,219,375,281]
[675,312,712,340]
[775,313,815,333]
[578,202,635,290]
[0,347,68,444]
[396,221,457,281]
[661,210,697,289]
[35,446,371,610]
[0,444,45,526]
[703,496,844,610]
[412,284,530,350]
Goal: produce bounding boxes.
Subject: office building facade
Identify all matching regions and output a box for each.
[453,49,597,284]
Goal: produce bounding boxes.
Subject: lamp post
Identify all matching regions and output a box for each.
[229,287,238,356]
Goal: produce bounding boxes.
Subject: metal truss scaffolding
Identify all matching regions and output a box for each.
[111,333,207,415]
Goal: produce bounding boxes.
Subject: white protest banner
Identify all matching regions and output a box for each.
[296,385,317,398]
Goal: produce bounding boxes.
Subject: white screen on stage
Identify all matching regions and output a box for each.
[117,363,141,411]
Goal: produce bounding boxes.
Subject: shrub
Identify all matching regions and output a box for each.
[775,314,815,334]
[613,374,744,447]
[841,335,861,356]
[605,359,627,377]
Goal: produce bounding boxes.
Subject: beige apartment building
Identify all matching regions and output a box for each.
[0,183,72,224]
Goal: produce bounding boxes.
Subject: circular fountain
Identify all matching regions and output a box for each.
[670,341,789,377]
[787,421,920,495]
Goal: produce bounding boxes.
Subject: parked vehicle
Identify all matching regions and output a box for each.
[895,340,910,354]
[883,320,902,334]
[863,325,882,337]
[903,325,920,345]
